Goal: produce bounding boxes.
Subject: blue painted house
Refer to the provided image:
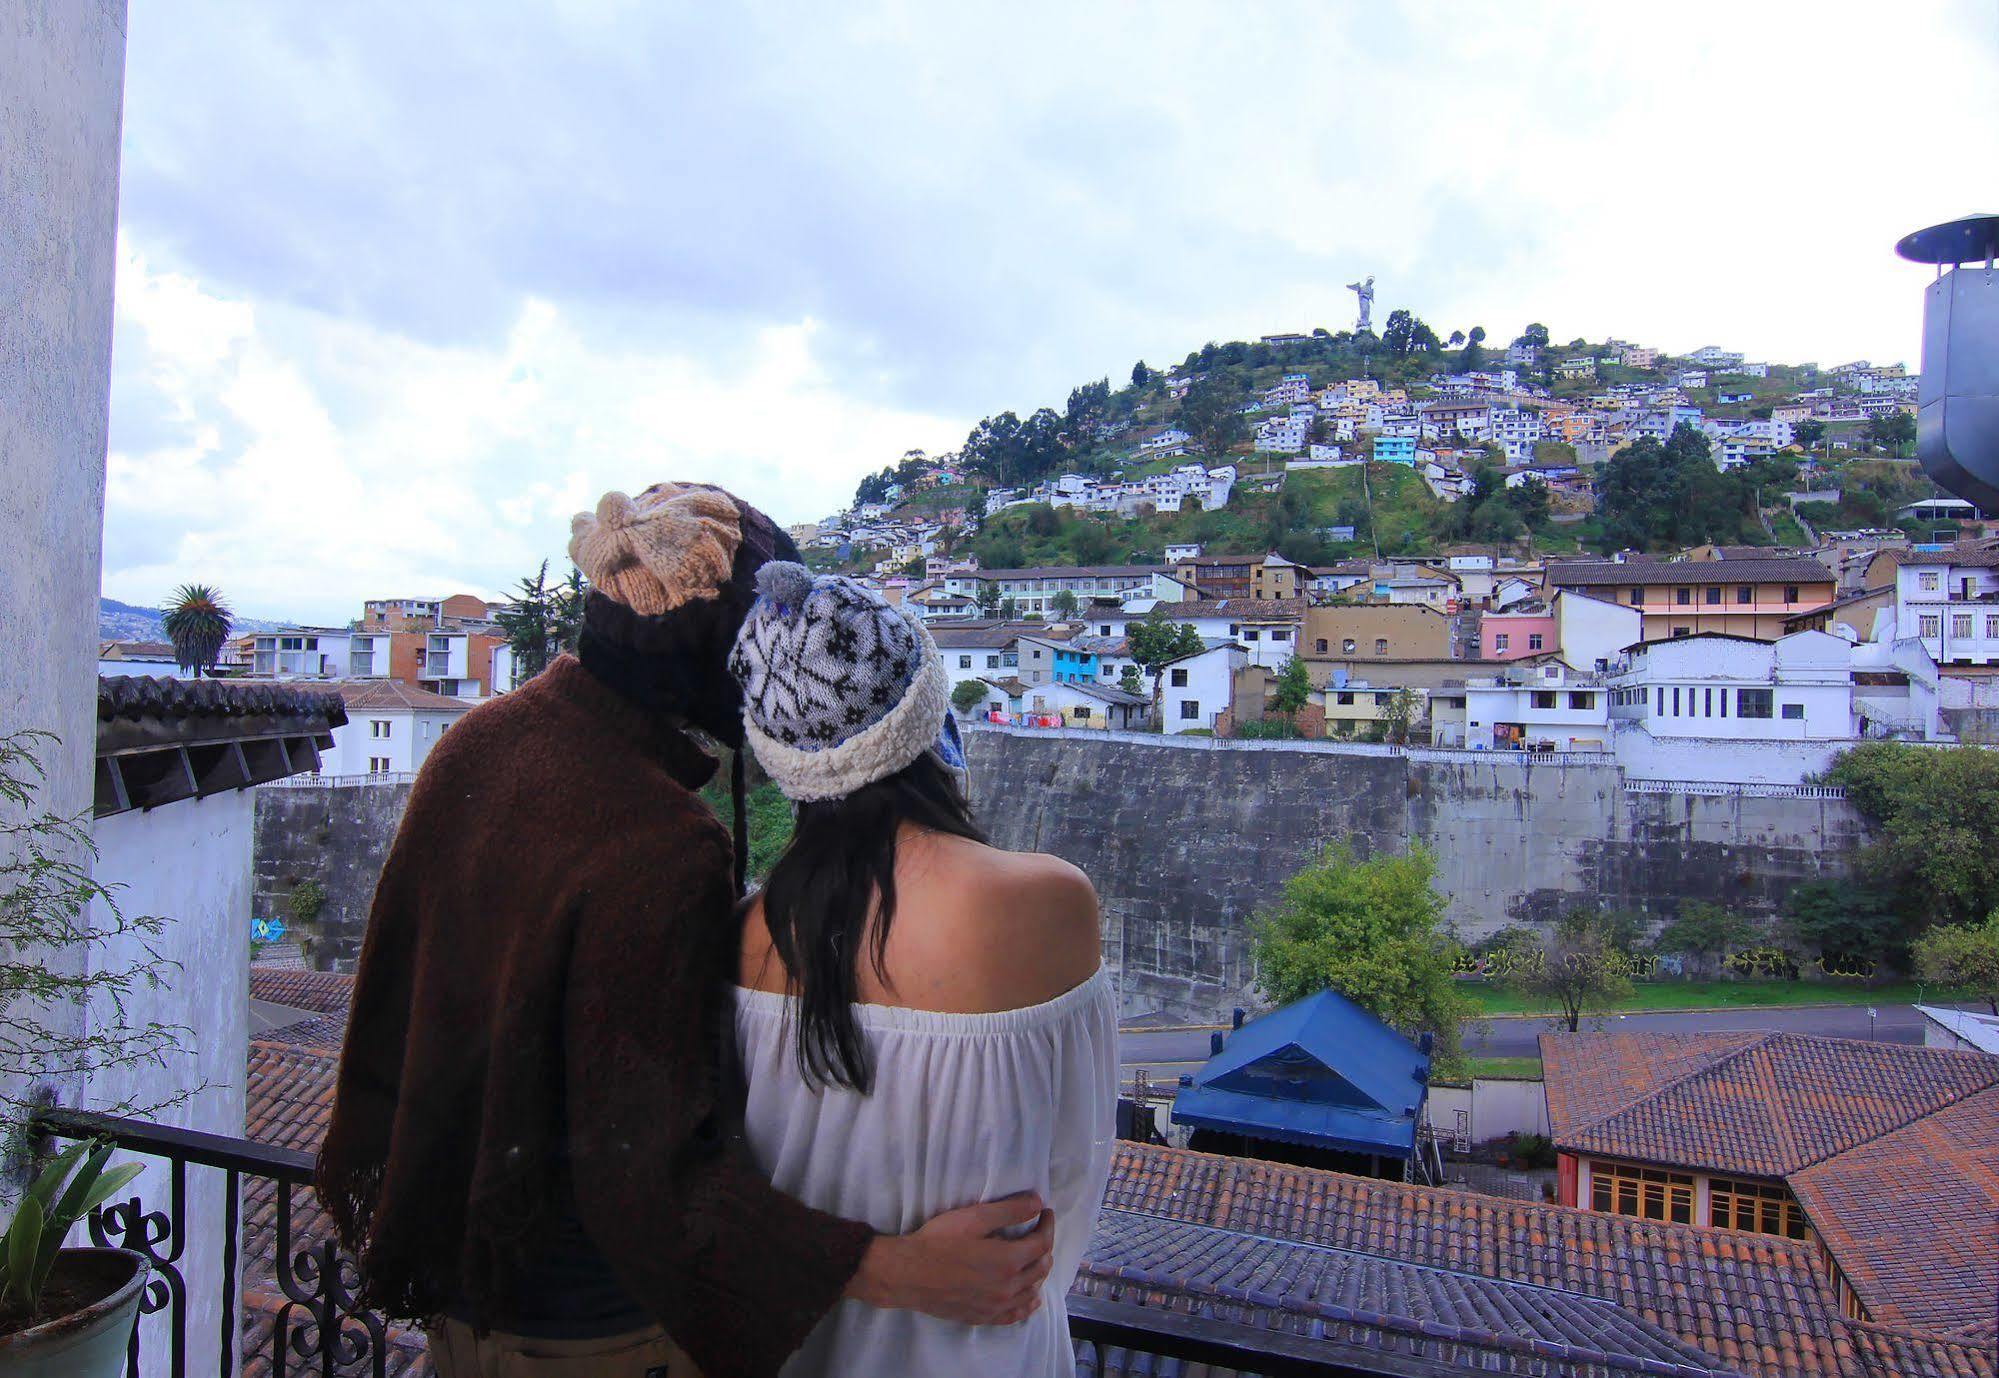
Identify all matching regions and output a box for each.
[1372,434,1417,466]
[1050,644,1098,683]
[1172,988,1438,1180]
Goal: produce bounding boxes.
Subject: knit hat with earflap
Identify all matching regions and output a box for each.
[729,563,960,803]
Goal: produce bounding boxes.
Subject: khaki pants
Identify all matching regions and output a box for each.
[428,1318,703,1378]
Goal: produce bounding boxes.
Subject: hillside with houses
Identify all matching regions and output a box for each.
[802,326,1941,583]
[740,324,1995,782]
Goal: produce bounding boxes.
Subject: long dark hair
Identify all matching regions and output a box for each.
[760,751,986,1092]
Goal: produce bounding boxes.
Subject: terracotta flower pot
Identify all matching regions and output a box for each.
[0,1247,151,1378]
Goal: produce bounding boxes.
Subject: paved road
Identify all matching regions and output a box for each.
[1118,1003,1951,1080]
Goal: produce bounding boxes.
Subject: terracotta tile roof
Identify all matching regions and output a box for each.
[337,679,474,713]
[234,1022,1991,1378]
[1077,1208,1734,1376]
[1103,1141,1854,1377]
[250,965,356,1015]
[1790,1084,1999,1332]
[98,674,349,729]
[1542,1032,1999,1177]
[1545,558,1835,587]
[1845,1321,1998,1378]
[1541,1032,1763,1140]
[258,1008,348,1055]
[1177,598,1307,622]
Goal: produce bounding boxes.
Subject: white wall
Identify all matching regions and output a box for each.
[941,646,1014,697]
[1555,591,1642,671]
[1423,1078,1551,1147]
[87,790,254,1378]
[97,658,192,680]
[1,0,128,1184]
[1163,648,1242,733]
[1610,724,1849,784]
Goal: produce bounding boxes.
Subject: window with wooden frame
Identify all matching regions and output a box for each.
[1589,1161,1693,1224]
[1710,1176,1807,1239]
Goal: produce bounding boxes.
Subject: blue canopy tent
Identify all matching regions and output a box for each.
[1171,989,1437,1180]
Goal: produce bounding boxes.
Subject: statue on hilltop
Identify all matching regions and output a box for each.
[1346,275,1375,333]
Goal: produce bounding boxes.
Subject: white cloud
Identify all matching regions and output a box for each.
[103,2,1999,618]
[103,241,964,622]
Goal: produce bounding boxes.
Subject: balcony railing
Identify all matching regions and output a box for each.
[35,1108,1372,1378]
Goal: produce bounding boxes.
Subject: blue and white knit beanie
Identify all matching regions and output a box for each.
[729,562,962,803]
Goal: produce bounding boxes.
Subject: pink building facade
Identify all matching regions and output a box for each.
[1479,610,1558,660]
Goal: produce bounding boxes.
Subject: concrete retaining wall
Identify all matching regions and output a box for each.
[253,781,414,969]
[962,729,1867,1021]
[252,734,1868,1024]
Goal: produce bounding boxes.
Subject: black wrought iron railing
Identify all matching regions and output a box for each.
[38,1107,393,1378]
[36,1108,1371,1378]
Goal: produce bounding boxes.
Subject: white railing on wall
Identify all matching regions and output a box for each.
[960,721,1611,766]
[960,722,1867,795]
[263,771,417,788]
[1623,778,1848,799]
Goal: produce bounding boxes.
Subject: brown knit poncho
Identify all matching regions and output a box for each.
[316,655,873,1377]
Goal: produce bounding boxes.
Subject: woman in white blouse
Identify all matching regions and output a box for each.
[727,562,1118,1378]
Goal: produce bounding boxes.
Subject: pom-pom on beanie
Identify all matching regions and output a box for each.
[568,483,743,617]
[729,563,950,803]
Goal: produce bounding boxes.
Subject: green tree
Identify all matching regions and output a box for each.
[495,560,563,683]
[1516,322,1550,349]
[976,581,1002,616]
[1595,426,1759,552]
[1794,418,1826,450]
[1126,614,1204,720]
[161,583,233,678]
[1828,743,1999,927]
[1252,844,1473,1074]
[1131,361,1151,388]
[1784,879,1904,967]
[1271,656,1311,715]
[1506,909,1634,1031]
[1381,309,1418,355]
[950,679,989,716]
[1460,326,1487,374]
[1051,589,1080,619]
[1065,379,1112,447]
[1912,916,1999,1013]
[1377,687,1420,745]
[1180,375,1247,457]
[1117,664,1144,697]
[1865,411,1916,457]
[1656,901,1759,978]
[998,597,1019,619]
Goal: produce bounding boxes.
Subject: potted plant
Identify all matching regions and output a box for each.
[0,1138,149,1376]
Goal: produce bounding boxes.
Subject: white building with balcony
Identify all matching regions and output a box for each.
[1605,629,1940,741]
[1893,551,1999,668]
[1254,415,1310,454]
[250,628,359,679]
[1461,659,1610,752]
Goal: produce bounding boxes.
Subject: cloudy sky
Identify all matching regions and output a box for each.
[104,2,1999,622]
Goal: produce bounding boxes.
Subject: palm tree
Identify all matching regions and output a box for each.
[161,583,233,678]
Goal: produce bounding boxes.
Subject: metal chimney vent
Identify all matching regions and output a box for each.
[1897,214,1999,513]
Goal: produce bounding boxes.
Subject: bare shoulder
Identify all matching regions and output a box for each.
[886,838,1102,1011]
[987,849,1099,930]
